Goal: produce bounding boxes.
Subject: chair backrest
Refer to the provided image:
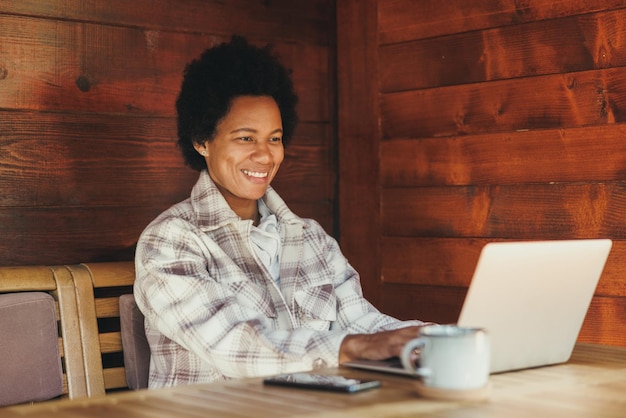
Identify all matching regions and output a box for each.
[0,266,89,404]
[0,292,63,406]
[67,262,136,395]
[119,293,150,389]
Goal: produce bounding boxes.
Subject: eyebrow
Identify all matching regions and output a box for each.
[230,127,283,135]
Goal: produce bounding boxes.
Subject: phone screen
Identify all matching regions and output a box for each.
[263,373,381,393]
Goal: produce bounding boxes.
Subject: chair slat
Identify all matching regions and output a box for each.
[103,367,128,390]
[95,297,120,318]
[99,331,123,353]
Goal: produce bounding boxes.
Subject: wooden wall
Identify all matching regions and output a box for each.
[0,0,336,266]
[338,0,626,346]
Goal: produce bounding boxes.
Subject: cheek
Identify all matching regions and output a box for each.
[274,149,285,165]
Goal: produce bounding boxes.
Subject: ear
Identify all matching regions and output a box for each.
[193,142,208,157]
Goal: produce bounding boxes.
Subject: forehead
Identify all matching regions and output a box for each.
[220,95,282,127]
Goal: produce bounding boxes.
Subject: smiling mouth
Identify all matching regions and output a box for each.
[242,169,268,179]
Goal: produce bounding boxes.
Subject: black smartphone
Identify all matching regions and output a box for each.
[263,373,381,393]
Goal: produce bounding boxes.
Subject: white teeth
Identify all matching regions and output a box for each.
[242,169,268,178]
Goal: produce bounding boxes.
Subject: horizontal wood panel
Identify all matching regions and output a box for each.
[0,15,330,121]
[379,68,626,139]
[0,112,332,207]
[382,183,626,239]
[1,0,333,45]
[378,284,466,324]
[99,331,122,354]
[578,295,626,346]
[381,125,626,187]
[378,0,626,45]
[103,367,127,390]
[84,262,135,289]
[380,8,626,92]
[381,237,488,287]
[95,298,120,318]
[382,238,626,298]
[0,206,162,265]
[381,284,626,347]
[0,201,333,266]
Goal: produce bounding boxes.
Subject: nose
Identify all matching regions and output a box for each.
[251,141,272,163]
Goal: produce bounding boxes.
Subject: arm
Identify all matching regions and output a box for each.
[308,222,428,362]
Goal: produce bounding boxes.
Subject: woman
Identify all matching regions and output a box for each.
[135,36,425,388]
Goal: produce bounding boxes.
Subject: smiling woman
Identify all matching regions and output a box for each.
[133,35,425,390]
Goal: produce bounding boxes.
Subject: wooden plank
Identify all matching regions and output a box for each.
[379,284,466,324]
[337,0,382,304]
[579,296,626,346]
[0,201,333,267]
[0,111,330,207]
[0,0,333,45]
[0,266,56,291]
[380,283,626,346]
[51,265,93,398]
[378,0,626,44]
[66,264,106,397]
[95,298,121,318]
[103,367,128,390]
[0,206,162,266]
[380,8,626,92]
[381,237,488,287]
[379,68,626,139]
[0,111,196,207]
[272,144,333,203]
[381,237,626,297]
[381,125,626,187]
[381,183,626,239]
[99,332,123,354]
[0,15,330,121]
[83,262,135,289]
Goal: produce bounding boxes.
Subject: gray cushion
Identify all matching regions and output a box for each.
[119,293,150,389]
[0,292,63,406]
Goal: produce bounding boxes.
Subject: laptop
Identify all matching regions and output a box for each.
[343,239,612,375]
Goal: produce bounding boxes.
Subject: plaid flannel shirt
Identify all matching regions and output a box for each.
[135,171,419,388]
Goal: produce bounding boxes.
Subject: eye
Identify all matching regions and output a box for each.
[269,136,283,143]
[238,136,253,142]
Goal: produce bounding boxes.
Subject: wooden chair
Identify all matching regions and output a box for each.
[0,266,88,403]
[67,262,136,395]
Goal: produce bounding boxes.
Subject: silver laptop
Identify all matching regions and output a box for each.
[344,239,612,375]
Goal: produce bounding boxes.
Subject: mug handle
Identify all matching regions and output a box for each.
[400,338,431,378]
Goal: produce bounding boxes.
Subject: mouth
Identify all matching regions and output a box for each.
[242,169,269,179]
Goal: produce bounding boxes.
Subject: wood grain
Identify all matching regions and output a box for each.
[1,0,333,45]
[379,68,626,139]
[380,8,626,91]
[381,125,626,187]
[4,344,626,417]
[0,1,336,266]
[381,237,626,297]
[378,0,626,44]
[381,183,626,238]
[380,283,626,346]
[0,15,330,120]
[336,0,382,304]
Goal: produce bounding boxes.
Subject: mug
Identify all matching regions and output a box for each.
[400,325,490,391]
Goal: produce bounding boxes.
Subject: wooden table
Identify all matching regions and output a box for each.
[3,343,626,417]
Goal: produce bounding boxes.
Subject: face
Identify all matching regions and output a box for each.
[195,95,284,219]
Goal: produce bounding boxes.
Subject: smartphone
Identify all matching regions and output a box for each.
[263,373,381,393]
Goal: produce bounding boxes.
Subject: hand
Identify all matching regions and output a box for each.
[338,325,425,364]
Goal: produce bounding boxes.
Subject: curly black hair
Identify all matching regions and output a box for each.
[175,35,299,171]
